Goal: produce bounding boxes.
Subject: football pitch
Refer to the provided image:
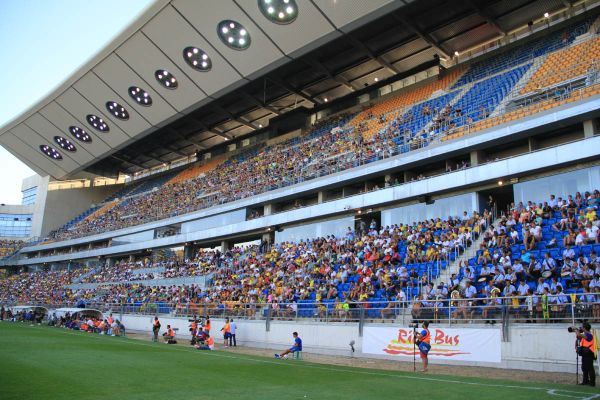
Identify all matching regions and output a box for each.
[0,323,597,400]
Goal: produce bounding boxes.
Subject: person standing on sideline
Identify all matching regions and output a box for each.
[152,317,161,342]
[575,322,596,387]
[229,318,237,347]
[220,318,231,347]
[415,321,431,372]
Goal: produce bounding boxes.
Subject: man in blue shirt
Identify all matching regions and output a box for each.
[275,332,302,359]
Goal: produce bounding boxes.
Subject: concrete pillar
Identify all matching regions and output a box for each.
[470,150,484,167]
[317,191,325,203]
[583,120,596,138]
[221,240,230,252]
[184,244,194,260]
[263,203,273,216]
[528,137,539,152]
[128,254,135,263]
[384,174,392,188]
[106,257,115,268]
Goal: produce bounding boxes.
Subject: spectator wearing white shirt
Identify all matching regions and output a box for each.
[517,280,530,296]
[464,281,477,299]
[228,319,237,347]
[536,277,550,295]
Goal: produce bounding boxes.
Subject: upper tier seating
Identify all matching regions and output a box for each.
[520,37,600,94]
[44,20,600,242]
[452,18,592,88]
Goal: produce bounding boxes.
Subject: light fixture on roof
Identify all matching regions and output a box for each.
[183,46,212,71]
[374,77,379,82]
[258,0,298,24]
[69,126,93,142]
[155,69,178,89]
[259,124,263,128]
[217,20,251,50]
[86,114,109,132]
[544,12,549,18]
[454,51,459,56]
[105,101,129,120]
[39,144,63,160]
[53,136,77,152]
[324,97,328,102]
[128,86,152,106]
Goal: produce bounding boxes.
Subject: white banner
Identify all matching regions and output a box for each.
[363,326,501,363]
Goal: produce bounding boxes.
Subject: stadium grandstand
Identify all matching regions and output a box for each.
[2,0,600,397]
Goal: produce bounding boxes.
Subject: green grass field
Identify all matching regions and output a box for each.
[0,323,597,400]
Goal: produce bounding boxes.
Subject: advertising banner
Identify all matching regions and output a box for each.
[363,326,501,363]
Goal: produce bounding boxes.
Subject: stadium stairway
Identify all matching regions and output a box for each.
[71,267,98,284]
[491,56,548,117]
[432,219,500,290]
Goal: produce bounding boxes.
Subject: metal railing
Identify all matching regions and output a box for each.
[5,294,595,328]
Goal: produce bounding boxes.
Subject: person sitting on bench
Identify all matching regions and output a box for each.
[275,332,302,358]
[163,325,175,343]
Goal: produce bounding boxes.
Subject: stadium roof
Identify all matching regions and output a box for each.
[0,0,595,179]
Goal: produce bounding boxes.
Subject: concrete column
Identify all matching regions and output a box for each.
[106,257,115,268]
[263,203,273,216]
[528,137,539,152]
[221,240,230,252]
[583,120,596,138]
[128,254,135,263]
[469,150,484,167]
[317,191,325,204]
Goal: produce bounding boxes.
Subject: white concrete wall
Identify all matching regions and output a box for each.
[117,313,585,374]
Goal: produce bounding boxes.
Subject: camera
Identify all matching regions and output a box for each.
[568,326,582,333]
[409,322,419,328]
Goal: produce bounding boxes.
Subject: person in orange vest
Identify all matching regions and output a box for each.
[203,316,211,335]
[221,318,231,347]
[152,317,161,342]
[415,321,431,373]
[163,324,175,343]
[107,313,114,325]
[195,334,215,350]
[575,322,596,387]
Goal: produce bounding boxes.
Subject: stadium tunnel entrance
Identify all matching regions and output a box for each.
[478,183,515,217]
[355,209,381,235]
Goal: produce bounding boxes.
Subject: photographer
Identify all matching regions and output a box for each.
[414,321,431,373]
[571,322,596,387]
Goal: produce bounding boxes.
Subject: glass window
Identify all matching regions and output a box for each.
[0,213,32,237]
[21,187,37,206]
[381,193,477,226]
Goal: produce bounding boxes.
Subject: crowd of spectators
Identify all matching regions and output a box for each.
[3,192,600,323]
[0,240,25,258]
[3,213,484,315]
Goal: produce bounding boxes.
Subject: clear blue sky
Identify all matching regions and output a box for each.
[0,0,154,204]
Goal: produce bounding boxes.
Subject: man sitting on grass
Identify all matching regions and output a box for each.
[274,332,302,359]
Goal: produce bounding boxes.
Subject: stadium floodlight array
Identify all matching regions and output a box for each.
[128,86,153,107]
[258,0,298,24]
[155,69,178,89]
[53,136,77,152]
[105,101,130,120]
[217,20,251,50]
[86,115,109,132]
[68,126,92,143]
[183,47,212,71]
[39,144,62,160]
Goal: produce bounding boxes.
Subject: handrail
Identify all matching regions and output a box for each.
[3,293,592,326]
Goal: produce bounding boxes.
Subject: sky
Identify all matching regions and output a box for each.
[0,0,154,204]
